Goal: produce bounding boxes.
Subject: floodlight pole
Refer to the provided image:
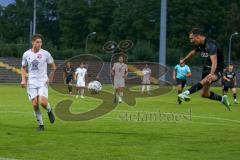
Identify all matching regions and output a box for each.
[85,32,97,53]
[159,0,167,81]
[33,0,36,35]
[228,32,238,65]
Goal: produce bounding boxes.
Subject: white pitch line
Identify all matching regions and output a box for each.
[0,157,19,160]
[192,115,240,124]
[1,110,240,124]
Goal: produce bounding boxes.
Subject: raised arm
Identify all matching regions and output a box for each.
[181,50,196,64]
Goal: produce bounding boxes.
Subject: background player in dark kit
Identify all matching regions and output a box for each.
[178,28,230,110]
[223,64,238,104]
[63,62,75,95]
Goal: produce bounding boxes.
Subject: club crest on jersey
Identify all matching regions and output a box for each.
[201,52,209,57]
[37,54,42,59]
[31,59,39,70]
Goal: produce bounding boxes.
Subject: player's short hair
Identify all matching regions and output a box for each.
[118,52,125,57]
[32,34,43,42]
[118,55,124,59]
[189,28,203,36]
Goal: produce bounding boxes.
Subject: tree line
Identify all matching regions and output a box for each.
[0,0,239,65]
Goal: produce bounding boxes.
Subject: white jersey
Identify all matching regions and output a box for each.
[21,49,54,87]
[75,67,87,82]
[142,67,151,84]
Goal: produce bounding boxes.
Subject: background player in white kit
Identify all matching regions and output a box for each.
[75,63,88,99]
[21,34,56,131]
[141,64,151,94]
[112,55,128,103]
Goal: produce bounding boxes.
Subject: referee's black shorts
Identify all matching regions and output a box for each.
[176,78,186,88]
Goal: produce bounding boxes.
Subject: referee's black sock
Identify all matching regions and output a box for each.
[233,93,237,99]
[188,82,203,94]
[209,91,222,102]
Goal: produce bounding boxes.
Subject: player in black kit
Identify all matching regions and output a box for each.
[223,64,238,104]
[178,28,231,110]
[63,62,75,95]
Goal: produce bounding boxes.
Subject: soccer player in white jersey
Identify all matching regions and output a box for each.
[75,63,88,99]
[21,34,56,131]
[112,55,128,103]
[141,64,151,94]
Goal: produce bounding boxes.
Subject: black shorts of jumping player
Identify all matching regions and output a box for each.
[201,67,222,84]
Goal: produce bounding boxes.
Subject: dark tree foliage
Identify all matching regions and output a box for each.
[0,0,239,64]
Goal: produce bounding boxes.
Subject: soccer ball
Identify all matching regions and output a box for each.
[88,80,102,94]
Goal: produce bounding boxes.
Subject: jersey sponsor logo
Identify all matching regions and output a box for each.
[31,59,39,70]
[200,52,209,57]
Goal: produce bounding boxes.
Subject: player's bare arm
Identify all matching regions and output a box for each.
[206,55,217,82]
[186,72,192,77]
[223,75,230,82]
[210,55,217,74]
[74,73,78,81]
[124,67,128,79]
[111,66,115,76]
[48,62,56,83]
[173,69,176,80]
[234,76,237,86]
[181,50,196,63]
[63,70,66,82]
[21,65,27,88]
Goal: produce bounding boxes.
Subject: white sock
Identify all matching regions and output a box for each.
[81,88,84,96]
[119,92,123,98]
[46,103,51,113]
[34,109,43,125]
[142,85,145,92]
[184,90,190,95]
[119,96,122,102]
[147,85,150,92]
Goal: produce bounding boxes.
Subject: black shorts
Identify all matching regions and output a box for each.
[202,70,222,82]
[223,82,235,92]
[176,78,186,87]
[223,85,235,92]
[66,77,73,84]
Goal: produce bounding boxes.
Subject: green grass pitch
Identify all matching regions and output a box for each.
[0,84,240,160]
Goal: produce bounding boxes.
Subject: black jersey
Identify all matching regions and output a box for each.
[64,67,75,79]
[194,38,224,73]
[223,70,236,86]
